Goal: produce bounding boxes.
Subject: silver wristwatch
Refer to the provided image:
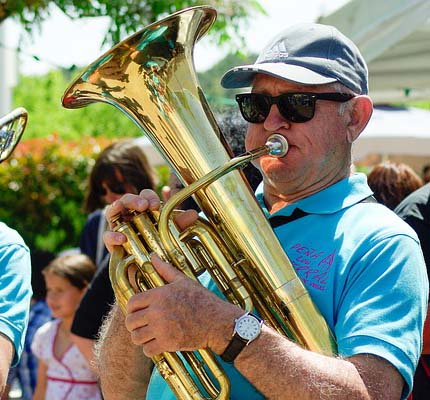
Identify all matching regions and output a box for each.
[220,312,263,363]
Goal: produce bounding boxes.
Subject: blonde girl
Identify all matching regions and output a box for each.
[31,254,101,400]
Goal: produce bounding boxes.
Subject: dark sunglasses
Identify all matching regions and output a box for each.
[97,182,127,196]
[236,92,355,124]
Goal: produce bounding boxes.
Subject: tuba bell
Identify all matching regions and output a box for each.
[62,6,337,399]
[0,107,28,163]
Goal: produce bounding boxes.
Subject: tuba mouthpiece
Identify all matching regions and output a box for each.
[266,134,289,157]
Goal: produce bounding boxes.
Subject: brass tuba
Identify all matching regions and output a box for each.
[62,6,336,399]
[0,107,28,163]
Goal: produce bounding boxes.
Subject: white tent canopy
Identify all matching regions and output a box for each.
[352,106,430,161]
[319,0,430,103]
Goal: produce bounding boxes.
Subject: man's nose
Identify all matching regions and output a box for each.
[263,104,291,131]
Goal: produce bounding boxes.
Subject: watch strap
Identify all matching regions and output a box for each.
[220,335,248,363]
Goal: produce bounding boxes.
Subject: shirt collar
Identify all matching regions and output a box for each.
[256,173,372,218]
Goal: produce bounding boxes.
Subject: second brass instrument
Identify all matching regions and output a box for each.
[62,6,337,399]
[0,107,28,163]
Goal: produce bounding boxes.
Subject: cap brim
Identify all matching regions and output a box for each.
[221,63,337,89]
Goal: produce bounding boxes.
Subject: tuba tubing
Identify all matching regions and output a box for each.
[62,6,337,399]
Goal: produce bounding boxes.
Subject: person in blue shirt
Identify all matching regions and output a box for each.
[0,109,32,396]
[3,250,54,400]
[96,22,428,400]
[0,223,32,397]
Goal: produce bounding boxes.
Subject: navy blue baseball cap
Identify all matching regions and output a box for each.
[221,23,368,95]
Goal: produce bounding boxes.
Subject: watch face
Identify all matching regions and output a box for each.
[236,315,262,341]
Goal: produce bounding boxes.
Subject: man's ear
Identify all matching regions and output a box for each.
[346,96,373,143]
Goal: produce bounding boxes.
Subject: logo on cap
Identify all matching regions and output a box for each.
[262,41,289,62]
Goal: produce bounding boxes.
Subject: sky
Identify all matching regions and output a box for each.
[1,0,350,76]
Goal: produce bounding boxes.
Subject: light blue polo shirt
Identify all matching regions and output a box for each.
[0,222,32,366]
[146,173,428,399]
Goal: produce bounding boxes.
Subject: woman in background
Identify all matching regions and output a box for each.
[71,139,158,363]
[80,139,158,271]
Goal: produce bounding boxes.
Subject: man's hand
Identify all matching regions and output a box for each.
[104,189,198,252]
[103,189,161,253]
[124,254,242,358]
[103,189,242,358]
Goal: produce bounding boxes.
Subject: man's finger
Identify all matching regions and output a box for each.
[103,231,127,253]
[151,254,183,283]
[139,189,161,210]
[174,209,199,231]
[106,190,160,221]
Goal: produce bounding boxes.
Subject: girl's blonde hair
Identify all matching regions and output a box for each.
[43,253,96,289]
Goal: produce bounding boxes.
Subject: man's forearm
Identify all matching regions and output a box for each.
[231,325,403,400]
[94,304,153,400]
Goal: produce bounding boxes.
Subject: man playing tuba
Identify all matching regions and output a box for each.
[95,21,427,400]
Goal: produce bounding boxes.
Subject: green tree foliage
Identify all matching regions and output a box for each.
[1,1,265,50]
[199,52,258,109]
[0,137,94,253]
[13,70,142,140]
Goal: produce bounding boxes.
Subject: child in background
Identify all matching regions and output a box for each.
[31,254,101,400]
